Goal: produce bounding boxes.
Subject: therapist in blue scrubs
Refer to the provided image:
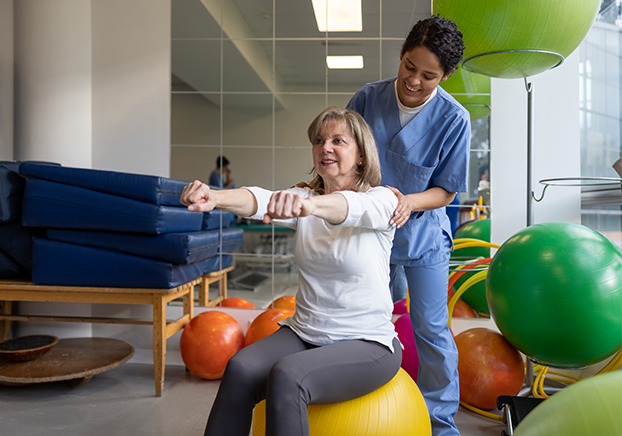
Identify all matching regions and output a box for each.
[347,15,470,436]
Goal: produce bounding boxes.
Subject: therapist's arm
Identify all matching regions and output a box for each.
[386,186,456,228]
[180,180,258,216]
[264,190,348,225]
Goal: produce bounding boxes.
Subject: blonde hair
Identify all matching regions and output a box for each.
[303,107,381,195]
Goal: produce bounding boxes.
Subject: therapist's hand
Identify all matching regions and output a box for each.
[264,191,313,223]
[180,180,216,212]
[386,186,414,229]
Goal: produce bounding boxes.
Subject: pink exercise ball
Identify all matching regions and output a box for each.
[394,314,419,382]
[393,298,408,316]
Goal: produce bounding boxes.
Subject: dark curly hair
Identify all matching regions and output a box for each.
[401,15,464,77]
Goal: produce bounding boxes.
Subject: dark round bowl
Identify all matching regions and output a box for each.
[0,335,59,362]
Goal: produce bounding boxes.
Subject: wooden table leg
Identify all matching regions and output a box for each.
[0,301,10,341]
[153,296,166,397]
[184,283,194,321]
[218,271,228,301]
[198,277,208,307]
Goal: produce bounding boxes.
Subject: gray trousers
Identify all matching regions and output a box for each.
[204,326,402,436]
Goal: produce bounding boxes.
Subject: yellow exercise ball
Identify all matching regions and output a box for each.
[252,368,431,436]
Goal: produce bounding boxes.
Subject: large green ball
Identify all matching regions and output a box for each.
[433,0,601,78]
[486,222,622,368]
[514,371,622,436]
[440,66,491,121]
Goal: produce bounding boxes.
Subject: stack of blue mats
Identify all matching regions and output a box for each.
[19,163,243,289]
[0,161,58,278]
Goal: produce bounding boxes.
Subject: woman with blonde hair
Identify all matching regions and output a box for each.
[181,107,401,436]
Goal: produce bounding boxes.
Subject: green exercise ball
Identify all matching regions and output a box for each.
[451,260,490,316]
[440,66,491,121]
[433,0,601,78]
[451,219,491,315]
[513,371,622,436]
[486,222,622,368]
[452,218,490,259]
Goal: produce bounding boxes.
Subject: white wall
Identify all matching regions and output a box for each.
[12,0,173,340]
[91,0,171,177]
[0,0,13,161]
[490,51,582,246]
[13,0,93,167]
[11,0,171,175]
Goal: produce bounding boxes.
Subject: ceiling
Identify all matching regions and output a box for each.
[171,0,431,108]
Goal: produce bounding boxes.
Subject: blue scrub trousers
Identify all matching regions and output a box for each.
[389,265,408,302]
[392,253,461,436]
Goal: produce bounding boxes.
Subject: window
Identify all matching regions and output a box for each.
[578,0,622,248]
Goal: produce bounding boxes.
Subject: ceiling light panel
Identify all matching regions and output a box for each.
[312,0,363,32]
[326,55,364,69]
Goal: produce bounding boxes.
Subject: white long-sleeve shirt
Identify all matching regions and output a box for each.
[244,186,399,352]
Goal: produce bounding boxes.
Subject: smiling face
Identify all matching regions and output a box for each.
[312,119,362,194]
[397,45,449,108]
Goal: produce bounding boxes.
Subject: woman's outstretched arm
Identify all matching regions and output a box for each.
[180,180,258,217]
[264,190,348,225]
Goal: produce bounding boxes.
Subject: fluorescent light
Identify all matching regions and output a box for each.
[326,55,364,69]
[312,0,362,32]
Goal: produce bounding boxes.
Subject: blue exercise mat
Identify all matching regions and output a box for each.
[0,248,28,279]
[32,238,207,289]
[202,209,233,230]
[202,254,233,275]
[46,228,243,265]
[0,161,60,223]
[0,220,35,272]
[19,162,190,206]
[22,179,202,235]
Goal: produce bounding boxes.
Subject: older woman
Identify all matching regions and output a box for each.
[181,107,401,436]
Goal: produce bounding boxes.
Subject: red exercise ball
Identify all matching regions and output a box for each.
[271,295,296,311]
[244,308,294,347]
[455,328,524,409]
[393,314,419,382]
[180,311,244,380]
[219,297,256,309]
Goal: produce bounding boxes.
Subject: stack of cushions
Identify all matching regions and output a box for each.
[0,161,56,278]
[18,163,243,289]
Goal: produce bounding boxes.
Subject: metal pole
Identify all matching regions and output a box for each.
[525,78,534,227]
[521,78,535,395]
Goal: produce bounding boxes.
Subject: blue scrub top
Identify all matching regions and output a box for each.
[347,78,471,266]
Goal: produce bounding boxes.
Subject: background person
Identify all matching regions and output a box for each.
[347,15,471,436]
[181,107,402,436]
[209,155,235,189]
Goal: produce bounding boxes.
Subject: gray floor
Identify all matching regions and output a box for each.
[1,260,508,436]
[0,362,508,436]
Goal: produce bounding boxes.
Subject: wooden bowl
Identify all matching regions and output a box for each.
[0,335,59,361]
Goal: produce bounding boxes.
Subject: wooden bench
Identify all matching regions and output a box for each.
[0,265,233,397]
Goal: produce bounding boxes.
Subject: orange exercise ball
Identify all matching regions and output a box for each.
[452,298,477,318]
[180,311,244,380]
[271,295,296,311]
[244,308,294,347]
[447,289,477,319]
[455,328,524,409]
[219,297,256,309]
